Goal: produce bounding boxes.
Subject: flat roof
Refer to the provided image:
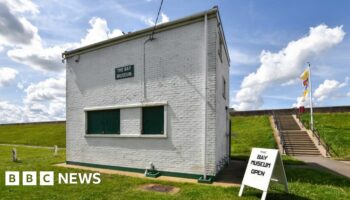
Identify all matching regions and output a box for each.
[62,7,230,63]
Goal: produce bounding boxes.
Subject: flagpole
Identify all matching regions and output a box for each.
[308,62,314,130]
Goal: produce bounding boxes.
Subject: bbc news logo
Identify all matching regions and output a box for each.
[5,171,101,186]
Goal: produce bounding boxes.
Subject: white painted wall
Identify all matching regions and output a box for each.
[66,16,229,176]
[215,26,230,172]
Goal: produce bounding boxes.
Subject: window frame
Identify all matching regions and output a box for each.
[84,101,167,138]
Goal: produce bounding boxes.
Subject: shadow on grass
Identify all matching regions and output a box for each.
[266,192,311,200]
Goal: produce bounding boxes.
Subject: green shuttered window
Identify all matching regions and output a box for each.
[87,109,120,134]
[142,106,164,135]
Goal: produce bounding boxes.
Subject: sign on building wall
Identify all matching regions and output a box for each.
[115,65,134,80]
[238,148,288,200]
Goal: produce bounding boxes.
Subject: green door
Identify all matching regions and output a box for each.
[142,106,164,134]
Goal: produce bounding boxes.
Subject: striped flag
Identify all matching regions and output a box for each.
[300,69,309,80]
[303,78,309,87]
[303,89,309,97]
[299,69,310,104]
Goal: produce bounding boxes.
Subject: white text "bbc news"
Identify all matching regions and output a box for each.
[5,171,101,186]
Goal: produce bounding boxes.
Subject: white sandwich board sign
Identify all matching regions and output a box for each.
[238,148,288,200]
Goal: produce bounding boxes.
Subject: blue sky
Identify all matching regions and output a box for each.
[0,0,349,123]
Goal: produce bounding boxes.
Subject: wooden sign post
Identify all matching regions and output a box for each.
[238,148,288,200]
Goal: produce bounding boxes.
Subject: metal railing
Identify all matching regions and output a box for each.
[273,111,285,154]
[294,109,335,157]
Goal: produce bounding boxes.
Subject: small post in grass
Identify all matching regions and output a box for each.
[12,148,17,162]
[54,145,58,156]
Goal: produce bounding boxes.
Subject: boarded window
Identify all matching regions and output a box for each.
[142,106,164,135]
[87,109,120,134]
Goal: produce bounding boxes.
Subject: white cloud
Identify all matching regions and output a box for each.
[1,0,39,14]
[80,17,123,46]
[313,77,348,101]
[111,2,169,26]
[0,2,41,48]
[229,49,259,76]
[160,12,169,24]
[1,0,165,73]
[233,24,345,110]
[7,45,68,72]
[7,15,126,72]
[0,67,18,87]
[0,0,63,72]
[17,82,24,89]
[8,77,66,123]
[0,101,24,123]
[24,77,65,103]
[23,77,66,121]
[0,76,66,123]
[281,78,298,86]
[144,12,170,26]
[293,96,309,108]
[229,49,258,65]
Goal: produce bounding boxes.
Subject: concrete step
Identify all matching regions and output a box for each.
[285,148,319,151]
[285,144,316,147]
[283,133,309,136]
[275,114,322,156]
[284,136,311,138]
[284,138,313,143]
[284,137,311,139]
[286,151,321,154]
[284,138,313,140]
[285,149,320,152]
[287,153,321,156]
[284,139,313,142]
[280,127,300,131]
[283,131,308,134]
[284,144,317,147]
[286,152,320,155]
[284,142,315,145]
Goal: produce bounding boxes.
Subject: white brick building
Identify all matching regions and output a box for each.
[63,7,230,182]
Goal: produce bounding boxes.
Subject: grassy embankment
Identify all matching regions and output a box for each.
[0,122,65,147]
[230,115,302,164]
[0,118,349,199]
[0,145,349,200]
[301,113,350,160]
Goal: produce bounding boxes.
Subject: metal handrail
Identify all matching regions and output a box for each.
[273,111,285,154]
[296,111,335,157]
[312,128,337,157]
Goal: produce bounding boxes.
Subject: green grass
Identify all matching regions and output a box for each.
[0,123,66,147]
[301,113,350,159]
[231,115,276,158]
[0,145,349,200]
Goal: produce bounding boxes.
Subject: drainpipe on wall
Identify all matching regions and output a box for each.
[202,13,208,182]
[143,37,154,101]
